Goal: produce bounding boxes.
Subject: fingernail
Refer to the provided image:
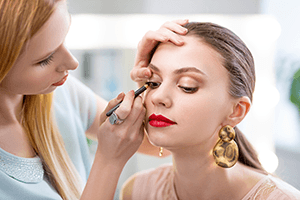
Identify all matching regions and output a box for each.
[128,90,134,96]
[177,39,184,44]
[117,92,124,100]
[144,71,150,78]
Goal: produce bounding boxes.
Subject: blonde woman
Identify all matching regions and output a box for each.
[0,0,188,199]
[122,22,300,200]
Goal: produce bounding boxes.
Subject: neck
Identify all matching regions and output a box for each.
[171,144,238,200]
[0,88,37,158]
[0,87,23,124]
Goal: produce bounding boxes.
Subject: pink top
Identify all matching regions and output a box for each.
[122,164,300,200]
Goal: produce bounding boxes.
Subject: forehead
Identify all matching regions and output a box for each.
[21,1,70,60]
[150,36,226,79]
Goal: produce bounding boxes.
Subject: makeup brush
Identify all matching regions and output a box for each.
[106,83,149,117]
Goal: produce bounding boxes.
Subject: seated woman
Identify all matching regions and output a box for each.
[121,22,300,200]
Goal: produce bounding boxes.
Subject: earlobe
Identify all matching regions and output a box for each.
[228,96,251,127]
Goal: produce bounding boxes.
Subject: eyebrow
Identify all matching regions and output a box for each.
[148,63,207,76]
[34,14,72,63]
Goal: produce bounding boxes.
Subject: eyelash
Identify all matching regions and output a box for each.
[147,81,199,94]
[39,55,54,67]
[147,81,161,89]
[179,86,198,93]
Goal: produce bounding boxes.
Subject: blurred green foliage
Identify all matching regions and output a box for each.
[290,68,300,112]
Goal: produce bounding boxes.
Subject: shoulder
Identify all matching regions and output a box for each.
[245,174,300,200]
[120,164,173,200]
[267,175,300,200]
[134,163,173,185]
[120,173,136,200]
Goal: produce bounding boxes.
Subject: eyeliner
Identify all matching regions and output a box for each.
[106,83,149,117]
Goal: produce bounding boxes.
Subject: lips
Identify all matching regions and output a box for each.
[52,74,68,86]
[148,114,176,127]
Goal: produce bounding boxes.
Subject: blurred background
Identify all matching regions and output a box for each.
[65,0,300,198]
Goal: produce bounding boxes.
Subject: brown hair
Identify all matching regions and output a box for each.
[0,0,81,199]
[184,22,265,172]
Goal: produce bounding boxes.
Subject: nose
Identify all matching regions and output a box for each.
[56,45,79,72]
[149,83,172,108]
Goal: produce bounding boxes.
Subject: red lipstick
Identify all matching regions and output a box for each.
[52,74,68,86]
[149,114,176,127]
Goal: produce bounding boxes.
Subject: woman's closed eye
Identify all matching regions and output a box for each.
[178,85,199,93]
[38,54,54,67]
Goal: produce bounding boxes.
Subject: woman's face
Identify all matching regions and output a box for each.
[144,36,235,149]
[0,1,78,95]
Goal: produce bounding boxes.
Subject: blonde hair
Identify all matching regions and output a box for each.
[0,0,82,199]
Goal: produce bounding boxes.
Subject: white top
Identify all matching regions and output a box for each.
[0,75,97,199]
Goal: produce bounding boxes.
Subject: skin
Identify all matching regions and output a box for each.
[145,36,233,150]
[142,36,265,200]
[0,2,144,199]
[0,1,78,158]
[0,1,189,199]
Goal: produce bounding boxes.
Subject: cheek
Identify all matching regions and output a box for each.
[178,94,227,137]
[144,91,153,111]
[1,66,54,94]
[178,99,213,129]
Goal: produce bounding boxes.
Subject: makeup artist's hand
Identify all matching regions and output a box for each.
[96,90,145,165]
[131,19,189,84]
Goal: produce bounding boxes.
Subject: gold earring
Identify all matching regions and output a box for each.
[159,147,163,157]
[213,125,239,168]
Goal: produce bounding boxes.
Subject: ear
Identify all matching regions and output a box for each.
[227,96,251,127]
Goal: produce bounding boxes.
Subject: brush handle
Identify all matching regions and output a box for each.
[106,84,148,117]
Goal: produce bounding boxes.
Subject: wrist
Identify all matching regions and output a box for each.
[94,149,127,171]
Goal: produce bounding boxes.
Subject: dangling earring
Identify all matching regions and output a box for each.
[159,147,163,157]
[213,125,239,168]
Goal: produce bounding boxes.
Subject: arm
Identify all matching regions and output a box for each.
[81,20,188,199]
[81,154,126,200]
[81,91,144,200]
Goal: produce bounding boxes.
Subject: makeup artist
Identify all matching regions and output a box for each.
[0,0,188,199]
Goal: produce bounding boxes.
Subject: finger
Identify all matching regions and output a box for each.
[135,19,189,62]
[100,92,125,124]
[133,30,177,69]
[132,105,146,130]
[114,90,135,120]
[171,19,189,26]
[123,96,145,126]
[158,28,185,45]
[136,28,184,63]
[137,30,170,53]
[161,20,188,35]
[123,98,146,147]
[130,108,146,142]
[130,68,152,82]
[136,19,189,60]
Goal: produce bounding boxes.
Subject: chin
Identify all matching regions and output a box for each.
[24,86,56,95]
[42,89,56,94]
[146,128,167,147]
[40,85,58,94]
